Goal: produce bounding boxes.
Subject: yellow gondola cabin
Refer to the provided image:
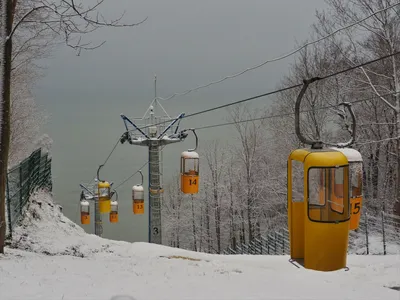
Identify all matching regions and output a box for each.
[288,148,351,272]
[80,200,90,225]
[109,200,119,223]
[98,181,111,213]
[132,184,145,215]
[180,151,199,194]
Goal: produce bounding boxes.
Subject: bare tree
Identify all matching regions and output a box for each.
[9,69,47,166]
[313,0,400,212]
[228,105,271,243]
[203,140,226,253]
[162,172,185,248]
[0,0,146,253]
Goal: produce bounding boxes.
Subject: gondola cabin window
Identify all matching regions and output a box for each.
[330,167,344,214]
[308,166,350,223]
[350,162,363,198]
[291,160,303,202]
[99,187,110,197]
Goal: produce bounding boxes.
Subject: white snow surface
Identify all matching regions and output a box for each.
[1,191,399,300]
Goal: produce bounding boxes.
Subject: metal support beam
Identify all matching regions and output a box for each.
[148,140,162,243]
[94,197,103,237]
[119,76,187,245]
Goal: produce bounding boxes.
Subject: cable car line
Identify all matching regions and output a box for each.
[101,136,122,167]
[192,91,399,131]
[82,52,400,194]
[113,161,149,190]
[356,137,398,146]
[112,144,168,190]
[85,135,124,186]
[79,47,400,236]
[156,1,400,102]
[126,51,400,134]
[112,90,398,190]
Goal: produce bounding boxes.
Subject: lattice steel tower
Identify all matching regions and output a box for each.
[119,76,188,244]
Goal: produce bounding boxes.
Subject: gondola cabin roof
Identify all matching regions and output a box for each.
[98,181,110,188]
[330,147,363,162]
[289,148,349,167]
[181,151,199,159]
[132,185,144,192]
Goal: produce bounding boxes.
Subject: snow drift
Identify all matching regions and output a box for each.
[0,190,399,300]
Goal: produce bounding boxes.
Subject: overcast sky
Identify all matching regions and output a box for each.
[35,0,329,111]
[32,0,331,240]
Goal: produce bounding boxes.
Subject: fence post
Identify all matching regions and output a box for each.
[365,212,369,255]
[19,163,23,215]
[381,211,387,255]
[37,152,42,188]
[47,158,53,191]
[27,154,32,195]
[274,231,277,255]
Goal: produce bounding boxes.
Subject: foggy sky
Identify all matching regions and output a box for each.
[35,0,328,110]
[32,0,330,241]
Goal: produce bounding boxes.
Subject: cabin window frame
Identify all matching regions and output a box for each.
[181,157,199,175]
[307,165,351,223]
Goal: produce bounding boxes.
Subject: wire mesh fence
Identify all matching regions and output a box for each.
[223,211,400,255]
[5,148,52,238]
[350,211,400,255]
[223,228,290,255]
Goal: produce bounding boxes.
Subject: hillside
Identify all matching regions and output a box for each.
[0,190,399,300]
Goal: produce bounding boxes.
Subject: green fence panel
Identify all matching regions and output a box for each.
[5,148,53,238]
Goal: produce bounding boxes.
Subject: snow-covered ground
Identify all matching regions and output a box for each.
[1,190,399,300]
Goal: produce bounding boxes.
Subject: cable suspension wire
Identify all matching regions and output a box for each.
[87,134,124,185]
[101,136,122,167]
[91,91,399,191]
[193,91,399,131]
[113,161,149,190]
[128,51,400,133]
[92,52,400,190]
[356,137,398,146]
[113,145,167,190]
[157,2,400,102]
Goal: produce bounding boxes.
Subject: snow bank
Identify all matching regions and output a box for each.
[8,190,136,258]
[1,190,399,300]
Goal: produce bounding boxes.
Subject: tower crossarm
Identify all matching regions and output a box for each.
[120,114,150,139]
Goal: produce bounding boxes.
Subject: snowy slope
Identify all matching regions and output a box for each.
[1,190,399,300]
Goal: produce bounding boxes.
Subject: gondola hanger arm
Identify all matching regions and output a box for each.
[294,77,322,149]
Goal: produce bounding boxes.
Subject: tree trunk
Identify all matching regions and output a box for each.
[240,209,245,244]
[213,178,221,254]
[247,192,253,242]
[229,177,235,249]
[372,148,380,200]
[0,0,13,254]
[176,196,180,248]
[205,188,211,253]
[191,195,197,252]
[392,54,400,215]
[199,203,203,251]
